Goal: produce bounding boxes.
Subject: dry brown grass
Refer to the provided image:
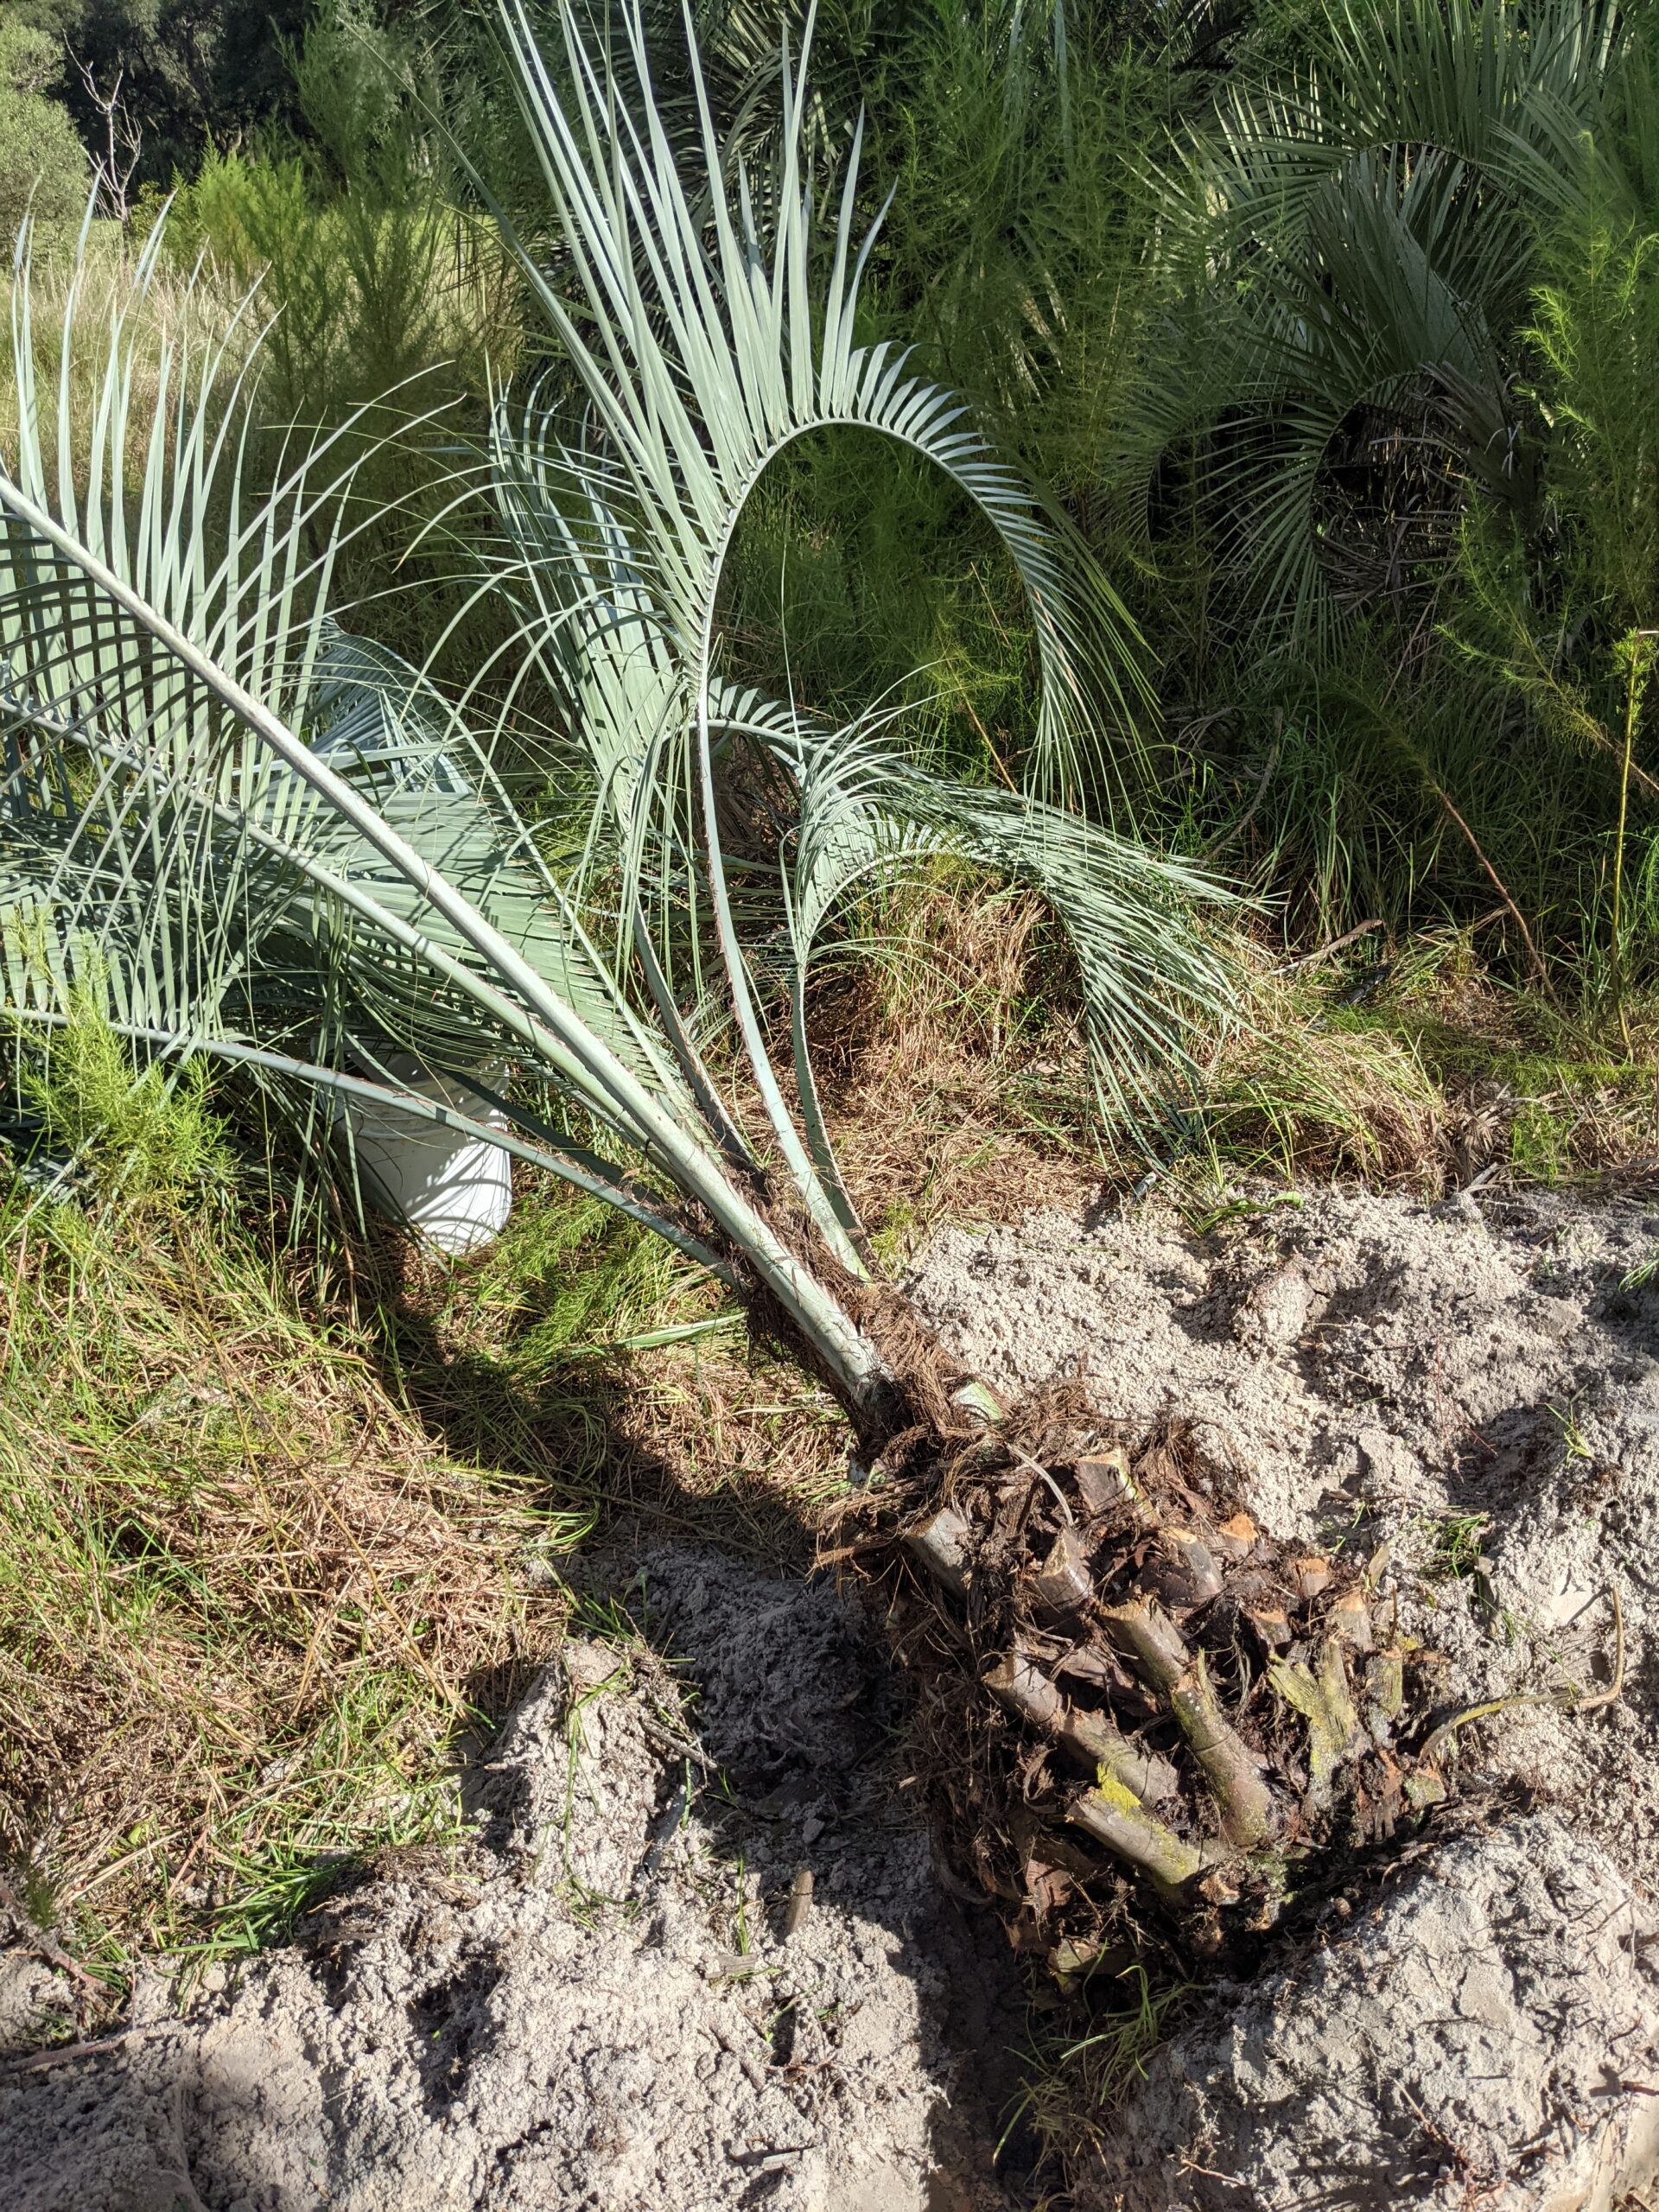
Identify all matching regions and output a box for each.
[812,872,1101,1254]
[1191,956,1456,1190]
[1153,928,1659,1198]
[0,1188,579,1981]
[797,878,1658,1223]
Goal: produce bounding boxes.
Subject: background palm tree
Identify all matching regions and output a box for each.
[1124,0,1626,644]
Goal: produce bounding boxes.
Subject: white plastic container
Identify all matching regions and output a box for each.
[341,1059,513,1256]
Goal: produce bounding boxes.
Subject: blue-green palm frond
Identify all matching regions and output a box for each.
[3,8,1243,1430]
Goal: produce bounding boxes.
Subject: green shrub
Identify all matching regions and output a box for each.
[19,1004,232,1205]
[0,22,88,245]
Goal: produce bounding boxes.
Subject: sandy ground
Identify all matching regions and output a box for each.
[5,1179,1659,2209]
[0,1545,1029,2212]
[905,1180,1659,2211]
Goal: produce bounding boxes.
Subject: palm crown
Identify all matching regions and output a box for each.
[0,0,1230,1435]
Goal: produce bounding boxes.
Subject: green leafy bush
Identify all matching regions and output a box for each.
[0,21,88,244]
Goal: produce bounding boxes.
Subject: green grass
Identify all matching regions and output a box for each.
[0,1053,591,1982]
[0,1000,874,1989]
[1422,1512,1494,1587]
[1007,1961,1196,2158]
[1163,938,1659,1198]
[359,1171,747,1508]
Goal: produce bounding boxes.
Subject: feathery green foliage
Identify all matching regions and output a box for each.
[18,997,232,1203]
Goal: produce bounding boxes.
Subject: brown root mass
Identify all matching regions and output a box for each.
[839,1403,1457,1975]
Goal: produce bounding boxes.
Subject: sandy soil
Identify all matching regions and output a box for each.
[0,1545,1029,2211]
[904,1180,1659,2210]
[5,1179,1658,2209]
[908,1181,1659,1895]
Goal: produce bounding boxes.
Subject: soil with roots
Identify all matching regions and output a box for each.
[904,1180,1659,2209]
[4,1181,1659,2209]
[904,1182,1659,1905]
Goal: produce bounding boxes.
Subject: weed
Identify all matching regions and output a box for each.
[1180,1191,1305,1237]
[1007,1961,1195,2157]
[1423,1513,1496,1586]
[1509,1101,1571,1184]
[1414,1511,1527,1642]
[730,1849,753,1959]
[1548,1397,1594,1465]
[16,1001,233,1205]
[557,1657,630,1909]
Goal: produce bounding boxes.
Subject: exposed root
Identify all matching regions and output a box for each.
[836,1413,1470,1971]
[1417,1582,1624,1760]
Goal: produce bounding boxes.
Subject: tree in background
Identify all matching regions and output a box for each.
[0,15,87,239]
[3,0,313,186]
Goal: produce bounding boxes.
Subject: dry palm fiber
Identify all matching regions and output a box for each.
[834,1402,1465,1972]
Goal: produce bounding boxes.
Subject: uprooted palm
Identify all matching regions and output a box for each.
[0,2,1462,1967]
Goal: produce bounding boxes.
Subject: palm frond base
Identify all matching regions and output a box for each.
[843,1408,1456,1975]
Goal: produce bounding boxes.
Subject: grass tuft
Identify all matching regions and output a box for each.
[0,1168,584,1983]
[1170,934,1659,1198]
[1007,1961,1195,2163]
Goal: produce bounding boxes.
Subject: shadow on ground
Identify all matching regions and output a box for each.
[0,1267,1041,2212]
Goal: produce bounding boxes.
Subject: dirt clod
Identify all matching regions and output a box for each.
[0,1553,1026,2212]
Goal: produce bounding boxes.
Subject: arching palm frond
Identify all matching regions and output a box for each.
[2,4,1236,1441]
[0,214,882,1407]
[442,2,1231,1243]
[480,0,1141,796]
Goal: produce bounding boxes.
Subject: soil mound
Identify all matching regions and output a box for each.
[9,1182,1659,2210]
[907,1183,1659,1890]
[0,1550,1026,2212]
[906,1182,1659,2206]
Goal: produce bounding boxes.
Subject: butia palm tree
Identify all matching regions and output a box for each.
[1,3,1471,1968]
[2,2,1221,1433]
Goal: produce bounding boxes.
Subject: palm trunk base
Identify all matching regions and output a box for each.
[842,1404,1452,1976]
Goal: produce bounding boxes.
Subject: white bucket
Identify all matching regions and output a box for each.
[341,1059,513,1256]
